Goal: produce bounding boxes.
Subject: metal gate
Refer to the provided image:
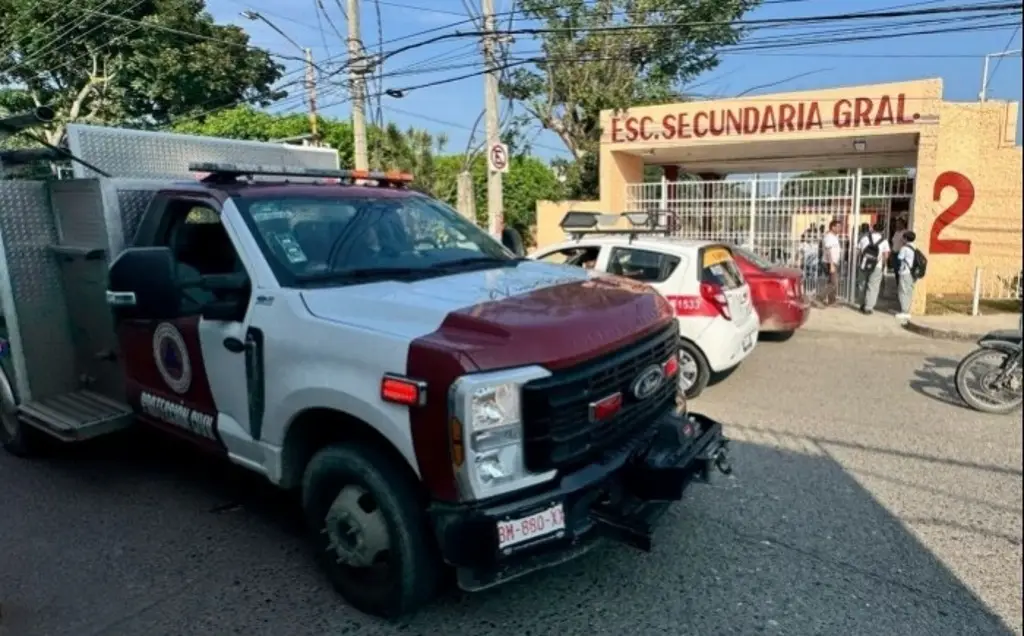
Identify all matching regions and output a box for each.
[625,171,914,303]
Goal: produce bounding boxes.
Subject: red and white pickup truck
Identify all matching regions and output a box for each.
[0,126,733,617]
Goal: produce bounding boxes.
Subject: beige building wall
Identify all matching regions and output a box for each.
[910,100,1021,311]
[535,78,1022,314]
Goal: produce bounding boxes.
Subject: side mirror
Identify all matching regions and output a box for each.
[106,247,181,320]
[501,227,526,257]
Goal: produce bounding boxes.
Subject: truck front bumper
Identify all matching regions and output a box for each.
[428,410,731,592]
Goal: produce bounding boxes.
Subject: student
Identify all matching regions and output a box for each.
[895,230,918,319]
[856,220,890,315]
[820,220,842,306]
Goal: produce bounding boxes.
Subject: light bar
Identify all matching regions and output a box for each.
[187,162,414,186]
[623,212,653,228]
[559,211,601,230]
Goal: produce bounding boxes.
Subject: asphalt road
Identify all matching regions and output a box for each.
[1,328,1021,636]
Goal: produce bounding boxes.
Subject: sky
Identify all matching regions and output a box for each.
[205,0,1024,162]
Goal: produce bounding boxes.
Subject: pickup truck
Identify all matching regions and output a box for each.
[0,162,732,618]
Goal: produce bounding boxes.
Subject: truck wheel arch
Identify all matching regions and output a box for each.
[279,408,422,493]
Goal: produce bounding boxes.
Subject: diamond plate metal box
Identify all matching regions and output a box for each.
[66,124,339,179]
[0,181,78,401]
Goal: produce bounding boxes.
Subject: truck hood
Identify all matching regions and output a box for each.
[301,260,674,372]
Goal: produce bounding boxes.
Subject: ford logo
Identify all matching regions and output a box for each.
[630,365,665,400]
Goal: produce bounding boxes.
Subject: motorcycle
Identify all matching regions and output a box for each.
[954,316,1023,414]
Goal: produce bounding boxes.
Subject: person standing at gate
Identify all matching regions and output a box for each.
[856,220,890,314]
[820,220,842,306]
[895,230,918,320]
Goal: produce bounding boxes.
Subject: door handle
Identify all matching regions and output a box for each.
[223,337,245,353]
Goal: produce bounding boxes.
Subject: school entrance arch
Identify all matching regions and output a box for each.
[536,78,1022,314]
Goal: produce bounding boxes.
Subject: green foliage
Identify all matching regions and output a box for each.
[173,106,446,192]
[0,0,283,143]
[174,106,356,166]
[433,154,565,244]
[503,0,761,197]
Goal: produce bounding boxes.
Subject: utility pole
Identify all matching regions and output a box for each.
[482,0,503,237]
[347,0,370,170]
[304,48,320,144]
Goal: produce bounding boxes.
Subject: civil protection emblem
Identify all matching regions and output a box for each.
[153,322,192,394]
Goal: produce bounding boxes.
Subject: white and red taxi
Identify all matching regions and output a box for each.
[531,214,761,398]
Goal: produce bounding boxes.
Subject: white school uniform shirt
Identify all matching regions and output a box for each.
[891,229,907,253]
[857,232,891,256]
[821,232,841,264]
[896,244,916,274]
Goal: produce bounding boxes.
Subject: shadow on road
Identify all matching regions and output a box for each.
[910,356,969,410]
[0,430,1015,636]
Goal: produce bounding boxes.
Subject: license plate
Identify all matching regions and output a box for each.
[497,503,566,549]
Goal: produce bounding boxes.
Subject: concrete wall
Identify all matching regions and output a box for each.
[909,100,1021,310]
[534,200,606,250]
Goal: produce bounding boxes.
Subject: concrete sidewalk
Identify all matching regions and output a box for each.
[902,312,1021,342]
[799,305,918,338]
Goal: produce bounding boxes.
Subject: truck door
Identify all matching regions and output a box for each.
[117,199,255,454]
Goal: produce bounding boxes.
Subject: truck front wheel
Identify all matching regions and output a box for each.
[301,442,443,617]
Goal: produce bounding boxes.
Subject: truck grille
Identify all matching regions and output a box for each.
[520,322,679,473]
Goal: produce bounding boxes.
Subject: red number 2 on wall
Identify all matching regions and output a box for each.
[930,171,975,255]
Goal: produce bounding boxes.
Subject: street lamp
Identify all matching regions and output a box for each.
[979,49,1022,102]
[240,10,305,54]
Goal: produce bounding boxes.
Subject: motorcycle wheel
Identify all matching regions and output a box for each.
[954,348,1023,415]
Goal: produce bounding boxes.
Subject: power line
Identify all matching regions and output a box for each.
[381,103,570,155]
[360,19,1022,101]
[76,7,319,69]
[1,0,125,75]
[502,12,1015,61]
[990,24,1022,80]
[352,2,1021,67]
[160,3,1020,130]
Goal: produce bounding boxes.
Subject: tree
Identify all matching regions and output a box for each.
[433,154,565,244]
[502,0,760,197]
[0,0,283,144]
[174,106,445,191]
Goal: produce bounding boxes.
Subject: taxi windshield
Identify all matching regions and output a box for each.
[233,192,515,286]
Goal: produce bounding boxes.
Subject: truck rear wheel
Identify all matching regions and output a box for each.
[301,442,442,617]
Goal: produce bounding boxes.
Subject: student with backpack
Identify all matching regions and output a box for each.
[895,230,926,319]
[856,220,890,314]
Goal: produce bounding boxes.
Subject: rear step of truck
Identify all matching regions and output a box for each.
[18,391,134,442]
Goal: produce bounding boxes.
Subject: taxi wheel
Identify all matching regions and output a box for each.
[302,441,443,618]
[678,341,711,400]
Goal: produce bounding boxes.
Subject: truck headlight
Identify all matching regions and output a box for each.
[449,366,556,501]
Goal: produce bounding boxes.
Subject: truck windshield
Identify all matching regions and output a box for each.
[233,192,516,286]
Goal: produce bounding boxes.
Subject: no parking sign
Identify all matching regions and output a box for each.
[488,142,509,173]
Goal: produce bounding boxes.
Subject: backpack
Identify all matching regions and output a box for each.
[858,234,880,271]
[910,248,927,280]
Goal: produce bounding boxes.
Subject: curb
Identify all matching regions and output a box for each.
[902,320,984,342]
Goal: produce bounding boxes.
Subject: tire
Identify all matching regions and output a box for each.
[954,348,1024,415]
[0,357,50,458]
[765,330,795,342]
[301,442,443,618]
[678,340,711,400]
